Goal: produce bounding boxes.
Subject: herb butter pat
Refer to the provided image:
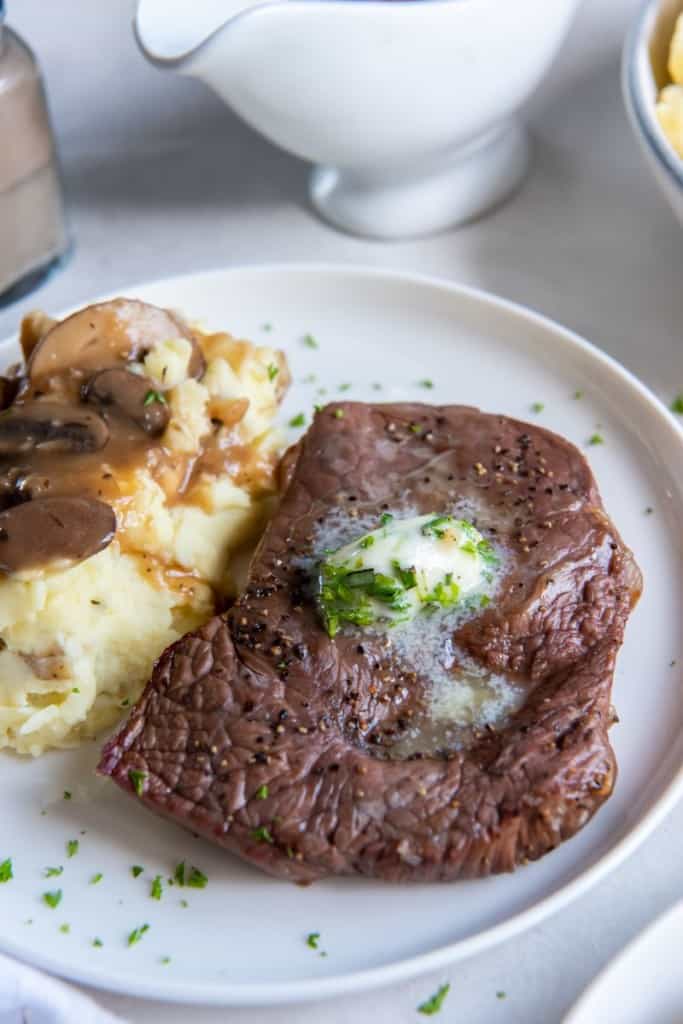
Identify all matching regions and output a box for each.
[317,513,496,636]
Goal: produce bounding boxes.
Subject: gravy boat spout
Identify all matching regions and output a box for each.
[135,0,582,239]
[135,0,259,66]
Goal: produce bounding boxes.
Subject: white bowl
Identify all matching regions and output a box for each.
[135,0,582,239]
[623,0,683,224]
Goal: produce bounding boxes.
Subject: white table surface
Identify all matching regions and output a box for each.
[2,0,682,1021]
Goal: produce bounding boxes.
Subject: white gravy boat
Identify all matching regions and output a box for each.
[135,0,581,239]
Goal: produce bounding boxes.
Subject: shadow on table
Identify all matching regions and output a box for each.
[454,54,683,392]
[62,105,310,214]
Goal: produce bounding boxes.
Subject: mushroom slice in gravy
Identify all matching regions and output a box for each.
[0,402,109,454]
[84,367,170,436]
[28,298,205,381]
[0,496,116,574]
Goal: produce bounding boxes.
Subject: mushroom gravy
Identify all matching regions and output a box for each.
[0,299,288,577]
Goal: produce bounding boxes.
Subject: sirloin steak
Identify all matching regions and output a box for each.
[99,403,642,883]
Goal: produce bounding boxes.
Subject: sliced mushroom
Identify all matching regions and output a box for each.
[0,467,54,510]
[84,368,170,436]
[0,497,116,574]
[0,402,109,455]
[29,299,205,381]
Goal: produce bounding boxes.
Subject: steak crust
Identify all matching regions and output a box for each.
[99,403,641,883]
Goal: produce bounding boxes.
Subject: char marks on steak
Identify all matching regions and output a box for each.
[98,403,641,883]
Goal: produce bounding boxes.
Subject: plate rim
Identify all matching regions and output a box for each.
[1,261,683,1006]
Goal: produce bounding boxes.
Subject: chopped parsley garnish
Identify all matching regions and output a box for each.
[317,562,406,637]
[45,866,63,878]
[476,538,498,566]
[314,403,324,413]
[573,390,583,400]
[127,923,150,947]
[671,394,683,414]
[43,889,62,909]
[143,389,167,407]
[66,839,79,858]
[289,412,306,428]
[530,401,544,413]
[306,932,320,949]
[333,409,344,419]
[72,687,80,694]
[173,861,207,888]
[410,423,422,433]
[372,382,382,390]
[59,923,70,934]
[267,363,279,382]
[392,560,417,589]
[496,990,506,1000]
[338,382,352,392]
[418,379,434,389]
[379,512,393,526]
[63,790,72,800]
[588,433,604,446]
[0,858,13,883]
[131,865,144,878]
[303,373,317,384]
[421,516,452,539]
[261,322,273,332]
[302,333,319,349]
[251,825,274,844]
[93,938,103,948]
[424,575,461,608]
[256,784,269,800]
[150,875,163,900]
[187,866,208,889]
[128,769,147,797]
[90,873,103,885]
[360,535,375,549]
[417,982,451,1015]
[180,899,189,908]
[161,956,171,965]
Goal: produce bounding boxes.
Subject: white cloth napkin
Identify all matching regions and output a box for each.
[0,953,125,1024]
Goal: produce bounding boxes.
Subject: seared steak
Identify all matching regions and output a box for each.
[99,403,641,883]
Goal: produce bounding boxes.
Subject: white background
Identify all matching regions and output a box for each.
[2,0,682,1021]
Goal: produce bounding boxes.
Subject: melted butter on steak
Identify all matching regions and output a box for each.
[310,507,525,756]
[316,512,493,631]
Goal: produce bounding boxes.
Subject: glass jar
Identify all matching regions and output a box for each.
[0,1,69,305]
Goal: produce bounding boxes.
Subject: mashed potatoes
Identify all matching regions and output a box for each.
[656,11,683,157]
[0,309,287,755]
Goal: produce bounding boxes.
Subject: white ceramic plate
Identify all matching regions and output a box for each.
[564,901,683,1023]
[1,265,682,1007]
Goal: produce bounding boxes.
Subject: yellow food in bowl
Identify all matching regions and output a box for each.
[656,11,683,157]
[0,302,288,755]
